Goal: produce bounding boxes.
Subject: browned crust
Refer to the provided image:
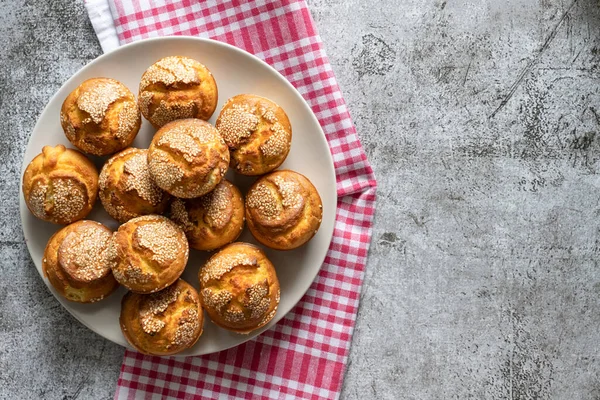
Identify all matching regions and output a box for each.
[22,144,99,225]
[120,279,204,355]
[99,147,171,223]
[42,220,118,303]
[110,215,189,293]
[216,94,292,176]
[147,119,229,198]
[138,56,218,128]
[60,78,141,156]
[245,170,323,250]
[168,180,245,251]
[198,242,280,333]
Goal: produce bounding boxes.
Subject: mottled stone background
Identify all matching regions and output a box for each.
[1,0,600,398]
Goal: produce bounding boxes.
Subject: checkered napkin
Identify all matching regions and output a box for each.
[85,1,377,398]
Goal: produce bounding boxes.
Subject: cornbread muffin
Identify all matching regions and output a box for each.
[22,144,99,225]
[245,170,322,250]
[120,279,204,355]
[60,78,141,156]
[42,220,118,303]
[216,94,291,175]
[147,119,229,198]
[110,215,189,293]
[199,242,280,333]
[139,56,218,128]
[169,180,244,251]
[99,148,170,223]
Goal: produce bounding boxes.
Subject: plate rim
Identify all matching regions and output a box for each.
[19,35,337,357]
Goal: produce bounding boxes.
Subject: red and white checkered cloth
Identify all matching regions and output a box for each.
[86,1,377,398]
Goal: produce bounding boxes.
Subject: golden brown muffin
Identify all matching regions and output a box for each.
[22,145,99,225]
[42,220,118,303]
[99,148,170,223]
[60,78,141,156]
[245,170,323,250]
[169,180,244,251]
[215,94,292,175]
[120,279,204,356]
[109,215,189,293]
[139,56,218,128]
[147,119,229,198]
[199,242,280,334]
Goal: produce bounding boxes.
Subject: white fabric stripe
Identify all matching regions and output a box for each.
[85,0,121,53]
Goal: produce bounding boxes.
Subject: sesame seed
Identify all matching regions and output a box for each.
[200,181,231,227]
[139,56,200,91]
[139,285,180,335]
[59,223,112,282]
[122,150,165,206]
[200,252,257,284]
[246,183,279,219]
[273,176,302,209]
[77,80,129,124]
[173,307,200,346]
[260,122,291,158]
[158,130,201,163]
[52,178,87,222]
[201,288,233,311]
[117,102,139,139]
[148,149,185,189]
[134,218,184,265]
[28,182,48,219]
[216,103,259,147]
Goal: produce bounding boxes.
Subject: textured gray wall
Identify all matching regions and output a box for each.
[2,0,600,398]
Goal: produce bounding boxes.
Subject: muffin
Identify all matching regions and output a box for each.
[99,148,170,223]
[216,94,292,175]
[245,170,322,250]
[22,144,98,225]
[60,77,141,156]
[147,119,229,198]
[199,242,280,334]
[139,56,218,128]
[42,220,118,303]
[169,180,244,251]
[110,215,189,293]
[120,279,204,356]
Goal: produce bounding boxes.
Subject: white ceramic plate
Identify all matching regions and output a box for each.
[19,37,336,356]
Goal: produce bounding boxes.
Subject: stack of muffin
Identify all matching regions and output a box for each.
[22,56,323,356]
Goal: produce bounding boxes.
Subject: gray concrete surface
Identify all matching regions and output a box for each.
[1,0,599,398]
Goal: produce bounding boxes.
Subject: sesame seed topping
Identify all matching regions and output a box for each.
[139,285,180,335]
[260,122,290,158]
[273,176,302,209]
[260,107,278,124]
[158,130,201,163]
[140,56,200,91]
[245,284,271,320]
[200,182,231,227]
[134,219,184,265]
[123,150,165,206]
[201,288,233,311]
[117,102,139,139]
[149,100,196,128]
[223,309,245,323]
[148,150,185,189]
[51,178,87,222]
[173,307,200,346]
[247,183,279,219]
[77,80,129,124]
[169,199,193,230]
[59,224,112,282]
[28,182,48,219]
[216,103,259,147]
[200,253,257,284]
